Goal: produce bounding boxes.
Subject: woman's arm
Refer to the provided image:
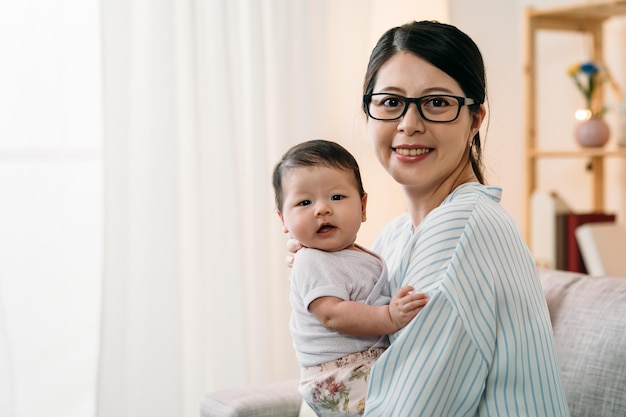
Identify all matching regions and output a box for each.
[366,187,568,416]
[308,287,428,336]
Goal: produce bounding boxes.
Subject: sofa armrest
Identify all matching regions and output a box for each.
[201,378,302,417]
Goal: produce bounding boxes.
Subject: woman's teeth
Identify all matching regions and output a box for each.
[395,148,431,156]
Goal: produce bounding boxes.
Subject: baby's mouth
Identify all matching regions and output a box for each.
[317,224,336,233]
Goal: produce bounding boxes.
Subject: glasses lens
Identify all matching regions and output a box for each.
[420,95,460,122]
[367,94,406,120]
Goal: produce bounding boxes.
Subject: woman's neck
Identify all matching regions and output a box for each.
[404,166,478,228]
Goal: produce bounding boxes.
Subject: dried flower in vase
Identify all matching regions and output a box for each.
[567,61,607,118]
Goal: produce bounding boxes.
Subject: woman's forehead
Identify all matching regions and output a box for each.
[374,52,462,95]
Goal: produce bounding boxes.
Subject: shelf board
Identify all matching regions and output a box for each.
[529,0,626,19]
[529,148,626,158]
[528,0,626,30]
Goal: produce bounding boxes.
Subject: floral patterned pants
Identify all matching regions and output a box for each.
[299,348,386,417]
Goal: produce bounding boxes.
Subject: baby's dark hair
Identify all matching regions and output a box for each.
[272,139,365,210]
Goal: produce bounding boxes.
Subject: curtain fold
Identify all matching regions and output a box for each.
[0,310,13,416]
[98,1,445,416]
[98,1,311,416]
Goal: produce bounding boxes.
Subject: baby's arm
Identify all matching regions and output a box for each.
[308,287,428,336]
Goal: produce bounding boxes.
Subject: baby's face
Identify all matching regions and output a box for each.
[277,166,367,252]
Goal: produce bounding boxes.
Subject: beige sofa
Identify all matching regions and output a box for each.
[202,268,626,417]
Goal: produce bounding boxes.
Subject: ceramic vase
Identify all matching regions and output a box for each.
[575,117,610,148]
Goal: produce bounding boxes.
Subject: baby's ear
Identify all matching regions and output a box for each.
[276,209,289,234]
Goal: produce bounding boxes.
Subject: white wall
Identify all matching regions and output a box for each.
[450,0,626,235]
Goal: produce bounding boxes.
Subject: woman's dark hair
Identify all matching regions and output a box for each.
[272,139,365,210]
[362,20,487,184]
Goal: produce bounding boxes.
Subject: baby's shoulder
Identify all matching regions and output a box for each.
[293,247,343,269]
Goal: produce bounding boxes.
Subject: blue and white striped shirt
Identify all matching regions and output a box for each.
[365,183,569,416]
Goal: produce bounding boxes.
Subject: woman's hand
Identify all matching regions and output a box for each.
[285,239,303,268]
[388,286,428,330]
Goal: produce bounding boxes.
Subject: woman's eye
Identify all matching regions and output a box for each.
[382,96,403,108]
[425,96,451,107]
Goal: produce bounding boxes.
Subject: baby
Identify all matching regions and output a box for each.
[272,139,428,416]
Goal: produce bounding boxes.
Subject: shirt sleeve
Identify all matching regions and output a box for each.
[365,192,569,416]
[365,204,491,416]
[292,248,351,308]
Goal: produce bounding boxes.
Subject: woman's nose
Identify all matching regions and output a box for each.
[397,102,425,134]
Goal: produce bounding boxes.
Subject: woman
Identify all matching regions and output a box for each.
[359,20,569,416]
[289,20,568,416]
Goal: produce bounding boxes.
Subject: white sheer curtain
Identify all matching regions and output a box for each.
[0,2,102,417]
[98,1,446,417]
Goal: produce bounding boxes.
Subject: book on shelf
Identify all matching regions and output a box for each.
[575,222,626,277]
[557,212,616,273]
[530,190,572,269]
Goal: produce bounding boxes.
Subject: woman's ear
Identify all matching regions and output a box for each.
[471,104,486,130]
[361,193,368,222]
[468,105,486,146]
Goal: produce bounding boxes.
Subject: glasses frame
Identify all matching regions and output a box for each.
[363,93,476,123]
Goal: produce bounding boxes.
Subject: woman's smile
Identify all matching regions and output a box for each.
[393,146,433,157]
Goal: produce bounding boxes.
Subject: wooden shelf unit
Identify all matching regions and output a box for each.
[523,0,626,244]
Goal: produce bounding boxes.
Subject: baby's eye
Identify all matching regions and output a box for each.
[297,200,312,206]
[330,195,344,201]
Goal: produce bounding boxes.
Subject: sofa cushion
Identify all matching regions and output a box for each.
[298,400,316,417]
[201,379,302,417]
[539,269,626,417]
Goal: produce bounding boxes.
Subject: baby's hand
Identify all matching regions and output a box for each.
[285,239,303,268]
[389,286,428,330]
